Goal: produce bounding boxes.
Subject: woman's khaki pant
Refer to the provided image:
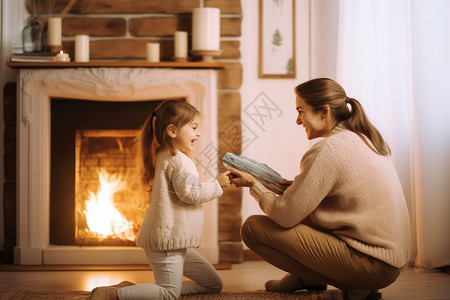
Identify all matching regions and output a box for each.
[241,215,400,290]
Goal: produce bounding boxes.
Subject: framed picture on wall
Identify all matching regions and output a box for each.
[259,0,296,78]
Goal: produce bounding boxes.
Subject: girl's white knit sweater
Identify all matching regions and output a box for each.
[136,150,223,251]
[250,125,411,268]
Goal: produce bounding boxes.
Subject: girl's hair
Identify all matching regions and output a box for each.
[295,78,391,156]
[134,99,200,193]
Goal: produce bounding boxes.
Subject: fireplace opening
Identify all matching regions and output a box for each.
[50,98,164,246]
[74,129,144,246]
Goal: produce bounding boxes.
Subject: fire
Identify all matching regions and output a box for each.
[84,170,136,241]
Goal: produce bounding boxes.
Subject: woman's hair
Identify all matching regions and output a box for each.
[295,78,391,156]
[134,99,200,193]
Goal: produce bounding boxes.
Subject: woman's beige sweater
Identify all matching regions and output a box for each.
[250,126,411,268]
[137,150,223,251]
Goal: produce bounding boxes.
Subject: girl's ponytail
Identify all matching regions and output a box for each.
[135,111,158,195]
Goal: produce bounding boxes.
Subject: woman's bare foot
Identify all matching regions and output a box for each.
[265,273,327,293]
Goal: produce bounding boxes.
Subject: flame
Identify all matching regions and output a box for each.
[84,170,135,241]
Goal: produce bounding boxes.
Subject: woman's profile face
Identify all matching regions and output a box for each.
[295,95,330,139]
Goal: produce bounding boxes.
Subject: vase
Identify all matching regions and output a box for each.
[22,16,44,53]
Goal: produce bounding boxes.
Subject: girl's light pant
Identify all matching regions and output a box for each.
[117,248,222,300]
[241,215,400,291]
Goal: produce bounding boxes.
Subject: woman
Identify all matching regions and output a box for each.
[229,78,411,300]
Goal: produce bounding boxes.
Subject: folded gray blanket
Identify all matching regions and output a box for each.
[222,152,287,195]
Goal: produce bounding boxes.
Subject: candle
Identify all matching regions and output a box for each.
[174,31,188,59]
[75,35,89,62]
[147,43,160,62]
[192,8,220,51]
[47,17,62,46]
[56,50,70,62]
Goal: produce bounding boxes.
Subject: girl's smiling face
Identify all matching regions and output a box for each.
[172,115,201,155]
[295,95,331,140]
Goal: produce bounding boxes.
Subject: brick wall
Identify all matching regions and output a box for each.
[1,0,243,263]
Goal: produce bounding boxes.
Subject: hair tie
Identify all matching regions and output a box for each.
[345,97,350,103]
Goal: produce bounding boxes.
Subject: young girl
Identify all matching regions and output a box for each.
[90,99,232,300]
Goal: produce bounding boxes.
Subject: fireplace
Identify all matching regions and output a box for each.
[15,67,219,265]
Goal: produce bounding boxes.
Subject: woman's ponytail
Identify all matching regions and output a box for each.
[344,97,391,156]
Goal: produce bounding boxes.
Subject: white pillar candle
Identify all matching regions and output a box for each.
[192,7,220,51]
[146,43,160,62]
[174,31,188,58]
[75,35,89,62]
[47,17,62,46]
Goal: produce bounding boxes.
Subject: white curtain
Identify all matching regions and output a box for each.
[335,0,450,270]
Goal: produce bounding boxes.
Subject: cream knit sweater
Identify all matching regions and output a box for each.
[136,149,223,251]
[250,125,411,268]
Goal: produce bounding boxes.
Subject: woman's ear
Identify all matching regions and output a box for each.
[321,105,331,119]
[167,124,177,138]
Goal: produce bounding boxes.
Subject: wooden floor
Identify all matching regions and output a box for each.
[0,261,449,299]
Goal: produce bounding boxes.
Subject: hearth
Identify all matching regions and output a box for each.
[15,67,219,265]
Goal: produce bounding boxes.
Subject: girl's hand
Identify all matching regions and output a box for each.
[227,167,256,188]
[279,180,293,186]
[216,170,232,188]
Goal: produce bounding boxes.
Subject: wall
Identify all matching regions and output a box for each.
[0,0,26,263]
[239,0,334,223]
[310,0,339,78]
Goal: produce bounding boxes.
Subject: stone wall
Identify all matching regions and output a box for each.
[2,0,244,263]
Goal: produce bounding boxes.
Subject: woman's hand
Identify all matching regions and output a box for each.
[279,180,293,186]
[227,167,256,188]
[216,170,232,188]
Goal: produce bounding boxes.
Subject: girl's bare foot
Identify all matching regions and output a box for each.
[89,281,135,300]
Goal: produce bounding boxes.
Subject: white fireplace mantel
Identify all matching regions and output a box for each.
[15,67,219,265]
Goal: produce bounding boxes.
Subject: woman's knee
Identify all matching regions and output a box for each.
[241,215,261,241]
[241,215,274,246]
